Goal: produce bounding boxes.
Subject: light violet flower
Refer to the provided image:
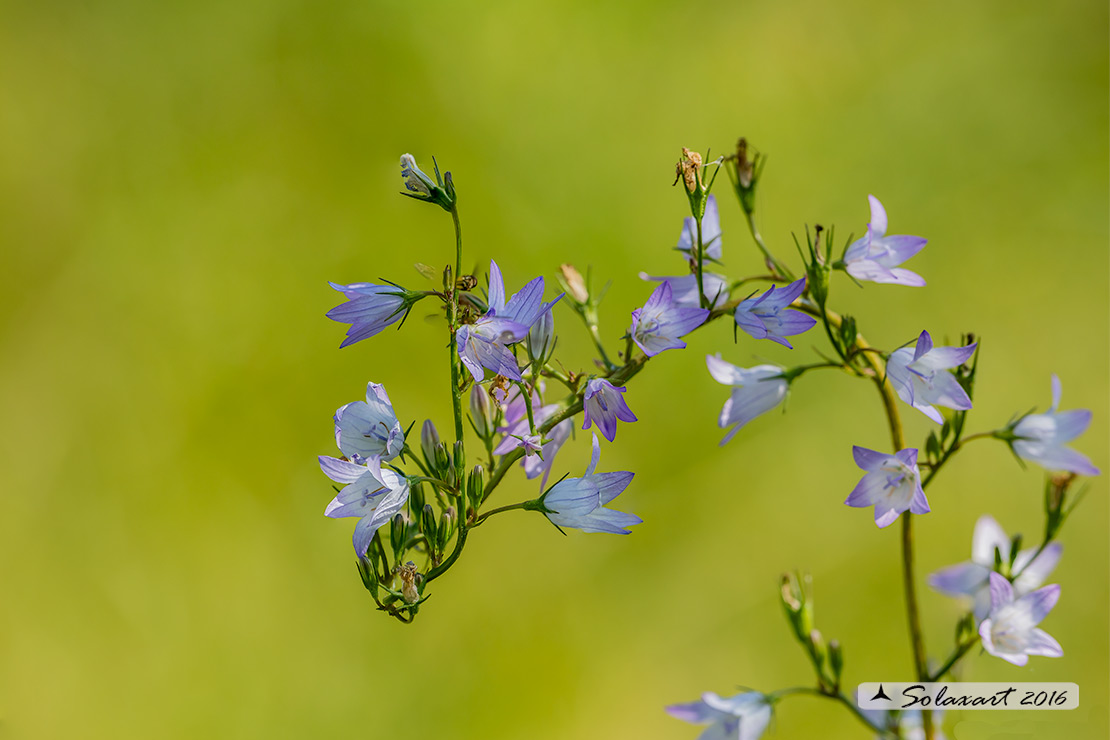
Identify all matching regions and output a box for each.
[845,446,929,528]
[706,354,787,445]
[457,260,563,382]
[582,378,637,442]
[630,281,710,356]
[639,272,730,310]
[541,434,640,534]
[326,281,410,348]
[665,691,773,740]
[886,331,976,424]
[1011,375,1099,476]
[842,195,927,286]
[675,194,723,262]
[733,278,817,348]
[400,153,436,198]
[979,572,1063,666]
[335,382,404,462]
[319,455,410,556]
[928,515,1062,619]
[493,386,573,489]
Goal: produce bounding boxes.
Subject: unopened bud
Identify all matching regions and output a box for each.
[434,441,451,479]
[526,310,555,364]
[409,481,425,515]
[398,560,421,604]
[355,555,378,591]
[470,385,496,438]
[828,640,844,683]
[421,420,441,470]
[468,465,485,509]
[558,264,589,304]
[421,504,436,539]
[389,513,406,559]
[810,629,826,666]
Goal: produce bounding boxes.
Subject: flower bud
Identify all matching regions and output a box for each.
[409,481,425,516]
[468,465,485,509]
[470,386,496,439]
[828,640,844,685]
[558,264,589,304]
[434,441,451,480]
[437,508,455,552]
[421,503,437,539]
[727,138,764,216]
[399,153,455,212]
[421,420,440,471]
[389,512,407,560]
[526,310,555,365]
[809,629,827,667]
[398,560,421,604]
[453,440,466,491]
[355,555,378,592]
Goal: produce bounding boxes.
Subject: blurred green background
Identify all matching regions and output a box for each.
[1,1,1106,738]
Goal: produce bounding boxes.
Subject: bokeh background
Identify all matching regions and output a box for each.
[1,1,1107,738]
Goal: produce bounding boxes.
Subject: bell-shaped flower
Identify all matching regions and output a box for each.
[630,281,709,356]
[319,455,410,557]
[1010,375,1099,476]
[639,272,730,310]
[928,515,1062,618]
[582,378,637,442]
[326,281,419,348]
[979,572,1063,666]
[675,194,723,262]
[334,382,404,462]
[541,434,640,534]
[886,331,976,424]
[842,195,927,286]
[706,354,787,445]
[457,260,562,382]
[733,278,817,348]
[845,446,929,528]
[665,691,773,740]
[494,385,573,489]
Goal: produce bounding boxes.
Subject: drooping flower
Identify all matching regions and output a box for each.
[456,260,562,382]
[493,386,573,489]
[842,195,927,286]
[326,281,417,348]
[675,194,723,262]
[630,281,710,356]
[845,446,929,528]
[1010,375,1100,476]
[639,272,730,310]
[582,378,637,442]
[665,691,773,740]
[541,434,640,534]
[334,382,405,462]
[928,515,1062,619]
[733,278,817,348]
[319,455,411,556]
[979,572,1063,666]
[706,354,787,445]
[886,331,976,424]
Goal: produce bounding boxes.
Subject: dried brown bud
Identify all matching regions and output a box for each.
[398,561,421,604]
[677,147,703,192]
[735,138,754,189]
[559,263,589,303]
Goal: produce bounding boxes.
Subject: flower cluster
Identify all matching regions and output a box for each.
[313,146,1097,740]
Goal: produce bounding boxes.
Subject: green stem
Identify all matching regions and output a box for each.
[742,208,792,280]
[587,323,617,372]
[472,500,530,527]
[695,210,707,309]
[930,637,980,681]
[771,687,898,740]
[921,431,994,489]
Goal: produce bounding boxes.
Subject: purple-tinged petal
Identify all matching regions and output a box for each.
[894,448,919,467]
[768,277,807,307]
[584,432,602,477]
[1017,584,1060,624]
[734,308,769,340]
[929,562,989,597]
[1050,374,1062,411]
[594,471,634,505]
[1012,543,1062,594]
[909,485,930,514]
[1025,629,1063,658]
[972,515,1010,564]
[665,699,725,725]
[875,234,927,262]
[318,455,372,484]
[885,268,926,286]
[913,331,933,361]
[846,471,885,507]
[916,343,977,371]
[868,195,888,237]
[874,503,901,528]
[1052,409,1093,444]
[1013,440,1100,476]
[487,260,506,314]
[706,354,746,386]
[927,372,973,411]
[852,446,890,471]
[988,572,1014,610]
